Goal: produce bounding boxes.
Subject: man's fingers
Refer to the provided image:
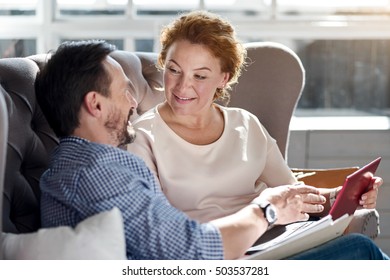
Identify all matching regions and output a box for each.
[298,212,310,222]
[302,193,326,204]
[302,203,324,213]
[292,184,321,195]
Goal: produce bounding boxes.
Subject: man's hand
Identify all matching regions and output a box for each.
[258,184,326,225]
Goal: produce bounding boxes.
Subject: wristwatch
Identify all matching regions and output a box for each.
[251,200,277,227]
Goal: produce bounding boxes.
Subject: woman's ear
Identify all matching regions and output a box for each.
[221,72,230,86]
[83,91,103,118]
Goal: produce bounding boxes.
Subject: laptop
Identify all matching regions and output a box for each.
[245,157,381,260]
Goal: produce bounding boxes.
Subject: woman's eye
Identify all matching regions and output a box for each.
[168,67,180,74]
[195,74,206,80]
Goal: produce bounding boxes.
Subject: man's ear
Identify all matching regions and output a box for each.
[83,91,103,118]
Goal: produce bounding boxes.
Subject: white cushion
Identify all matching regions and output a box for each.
[1,207,126,260]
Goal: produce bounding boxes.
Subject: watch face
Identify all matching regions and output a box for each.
[265,204,277,224]
[253,200,278,226]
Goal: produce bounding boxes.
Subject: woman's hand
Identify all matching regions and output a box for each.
[359,176,383,209]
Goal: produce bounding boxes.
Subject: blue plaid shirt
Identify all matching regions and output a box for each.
[40,136,223,260]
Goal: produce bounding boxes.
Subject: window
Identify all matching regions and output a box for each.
[1,0,390,115]
[56,0,127,16]
[297,39,390,112]
[133,0,267,18]
[0,39,36,57]
[275,0,390,19]
[135,39,154,52]
[133,0,197,16]
[0,0,38,16]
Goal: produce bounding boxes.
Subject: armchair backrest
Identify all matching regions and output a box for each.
[0,42,304,234]
[230,42,305,158]
[0,57,58,234]
[0,91,8,259]
[109,51,164,119]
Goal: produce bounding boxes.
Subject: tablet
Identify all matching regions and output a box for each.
[329,157,381,220]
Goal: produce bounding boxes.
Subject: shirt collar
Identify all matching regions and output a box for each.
[60,135,90,145]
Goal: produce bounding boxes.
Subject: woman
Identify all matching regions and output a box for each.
[127,10,381,223]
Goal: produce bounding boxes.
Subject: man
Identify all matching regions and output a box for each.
[36,40,388,260]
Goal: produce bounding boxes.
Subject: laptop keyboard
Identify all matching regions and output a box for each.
[284,221,315,237]
[247,220,317,253]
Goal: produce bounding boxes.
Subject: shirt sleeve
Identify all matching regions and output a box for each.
[75,152,224,260]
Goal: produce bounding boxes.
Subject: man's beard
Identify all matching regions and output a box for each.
[105,108,136,147]
[125,120,136,144]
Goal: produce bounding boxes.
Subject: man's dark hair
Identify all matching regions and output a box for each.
[35,40,116,137]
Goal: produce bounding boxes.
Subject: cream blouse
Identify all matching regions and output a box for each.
[127,104,297,223]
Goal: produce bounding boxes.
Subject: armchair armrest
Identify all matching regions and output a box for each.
[291,167,358,189]
[291,167,380,239]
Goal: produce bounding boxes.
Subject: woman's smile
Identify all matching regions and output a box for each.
[173,93,195,104]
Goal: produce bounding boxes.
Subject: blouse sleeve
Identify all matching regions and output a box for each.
[257,123,298,187]
[127,127,159,179]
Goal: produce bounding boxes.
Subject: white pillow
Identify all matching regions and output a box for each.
[1,207,126,260]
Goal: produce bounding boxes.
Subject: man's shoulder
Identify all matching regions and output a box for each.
[87,142,144,166]
[57,137,142,167]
